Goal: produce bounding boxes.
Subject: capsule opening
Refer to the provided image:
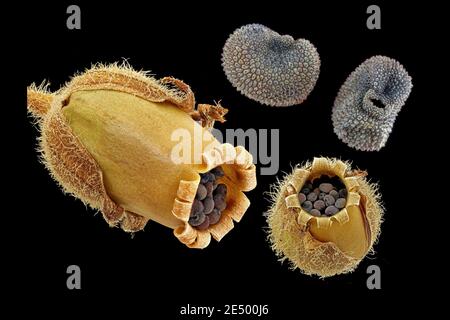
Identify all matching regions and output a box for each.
[298,174,348,217]
[188,166,228,230]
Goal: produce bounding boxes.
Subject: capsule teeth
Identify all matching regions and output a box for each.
[332,56,413,151]
[222,24,320,107]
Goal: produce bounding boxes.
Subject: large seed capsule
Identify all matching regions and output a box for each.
[27,63,257,249]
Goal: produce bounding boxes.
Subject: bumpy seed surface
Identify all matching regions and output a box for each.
[214,194,227,211]
[310,209,321,217]
[196,215,210,230]
[205,182,214,195]
[196,184,207,200]
[211,166,224,177]
[216,184,227,195]
[307,192,318,202]
[201,172,214,183]
[208,209,221,225]
[313,200,326,211]
[203,196,215,214]
[192,199,204,214]
[189,167,228,229]
[319,192,326,200]
[298,193,307,204]
[302,200,313,212]
[329,190,339,199]
[325,205,339,216]
[319,183,334,193]
[189,212,206,227]
[332,55,413,151]
[301,187,311,195]
[335,198,346,209]
[222,24,320,107]
[324,194,336,206]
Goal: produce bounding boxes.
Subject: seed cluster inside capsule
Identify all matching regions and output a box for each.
[298,176,347,217]
[189,166,228,230]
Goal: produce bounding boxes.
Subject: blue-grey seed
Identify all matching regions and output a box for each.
[298,193,307,204]
[307,192,318,202]
[324,194,336,206]
[302,200,313,211]
[335,198,346,209]
[319,183,334,193]
[329,190,339,199]
[196,184,207,200]
[313,200,325,210]
[214,194,227,211]
[208,209,221,225]
[339,188,347,198]
[325,205,339,216]
[189,212,206,226]
[301,187,311,195]
[196,215,210,230]
[203,196,215,214]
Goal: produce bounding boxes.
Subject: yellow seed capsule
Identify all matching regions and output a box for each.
[27,63,257,249]
[266,157,383,277]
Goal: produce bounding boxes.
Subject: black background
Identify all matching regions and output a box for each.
[10,0,441,316]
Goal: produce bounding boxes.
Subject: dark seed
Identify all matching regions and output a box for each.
[329,190,339,200]
[302,200,313,211]
[203,196,215,214]
[306,183,313,190]
[339,188,348,198]
[205,182,214,195]
[319,192,326,200]
[191,199,204,214]
[200,173,211,183]
[189,212,206,226]
[310,209,321,217]
[208,209,221,225]
[211,166,224,177]
[214,194,227,211]
[196,215,210,230]
[307,192,318,202]
[213,181,218,190]
[298,193,306,204]
[324,195,335,206]
[325,205,339,216]
[301,187,311,195]
[207,172,216,183]
[313,200,325,210]
[335,198,346,209]
[196,184,207,200]
[313,188,320,195]
[319,183,334,193]
[215,184,227,195]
